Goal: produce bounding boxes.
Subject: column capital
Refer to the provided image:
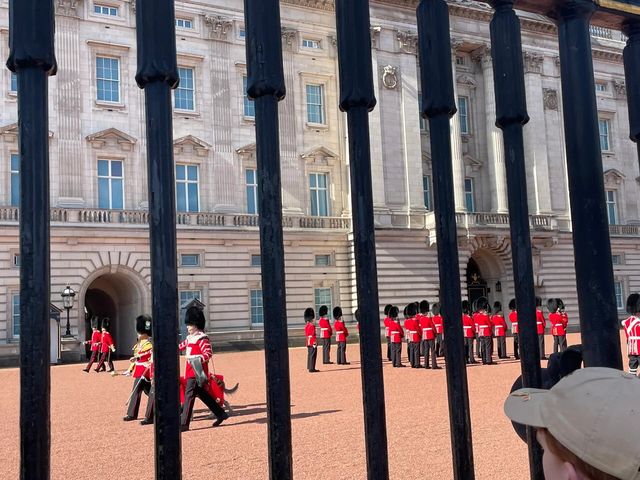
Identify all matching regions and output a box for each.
[396,30,418,55]
[203,15,234,41]
[523,50,544,74]
[451,36,465,54]
[471,44,492,68]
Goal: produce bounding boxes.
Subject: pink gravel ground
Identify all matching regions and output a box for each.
[0,332,629,479]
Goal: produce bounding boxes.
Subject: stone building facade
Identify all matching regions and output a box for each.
[0,0,638,361]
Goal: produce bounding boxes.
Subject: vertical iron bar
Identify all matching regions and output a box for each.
[135,1,182,478]
[335,2,389,479]
[416,2,475,479]
[243,1,293,478]
[489,2,544,477]
[623,20,640,171]
[551,0,623,369]
[7,0,57,478]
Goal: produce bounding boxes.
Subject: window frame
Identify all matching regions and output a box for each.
[180,253,201,268]
[614,279,625,310]
[250,254,261,267]
[9,71,17,94]
[97,158,125,210]
[175,17,194,30]
[305,83,326,126]
[12,292,20,339]
[314,287,333,319]
[93,3,119,16]
[314,254,332,267]
[606,189,618,225]
[423,174,432,211]
[464,177,475,213]
[598,118,612,152]
[302,38,322,50]
[95,55,121,104]
[175,163,200,213]
[10,153,20,207]
[250,289,264,326]
[309,172,330,217]
[242,76,256,120]
[246,168,258,214]
[175,66,196,112]
[458,95,470,135]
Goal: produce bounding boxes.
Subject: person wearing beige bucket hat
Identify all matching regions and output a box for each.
[504,367,640,480]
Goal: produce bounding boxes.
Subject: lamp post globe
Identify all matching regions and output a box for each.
[61,285,76,337]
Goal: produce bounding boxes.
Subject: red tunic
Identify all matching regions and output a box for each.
[549,312,568,336]
[89,330,101,351]
[491,314,508,337]
[418,314,436,340]
[383,317,391,338]
[334,320,349,342]
[132,338,153,379]
[389,321,404,343]
[462,314,475,338]
[622,316,640,356]
[536,309,546,334]
[432,315,444,335]
[100,331,114,353]
[305,323,317,347]
[318,317,332,339]
[473,312,492,337]
[509,311,518,334]
[179,331,213,379]
[404,318,421,343]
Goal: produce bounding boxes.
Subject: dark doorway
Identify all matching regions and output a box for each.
[466,258,487,310]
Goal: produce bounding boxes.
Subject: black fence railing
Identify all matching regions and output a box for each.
[8,0,633,479]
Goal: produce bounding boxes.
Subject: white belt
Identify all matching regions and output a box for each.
[463,326,472,330]
[629,336,640,340]
[321,328,329,331]
[536,321,543,325]
[186,354,202,359]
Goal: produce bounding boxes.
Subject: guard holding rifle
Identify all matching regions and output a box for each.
[123,315,153,421]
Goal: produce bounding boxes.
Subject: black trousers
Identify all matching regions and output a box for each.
[465,338,476,363]
[144,386,155,421]
[386,337,391,361]
[553,335,567,353]
[181,378,226,428]
[126,377,151,419]
[96,350,114,372]
[85,350,99,370]
[629,355,639,375]
[538,334,546,358]
[307,345,317,371]
[421,339,438,368]
[337,341,347,364]
[480,337,493,364]
[391,342,402,367]
[435,334,444,357]
[475,335,481,357]
[513,334,520,359]
[496,337,507,358]
[322,338,332,364]
[408,342,420,367]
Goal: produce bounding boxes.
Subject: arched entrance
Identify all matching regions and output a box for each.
[466,248,507,311]
[82,270,148,358]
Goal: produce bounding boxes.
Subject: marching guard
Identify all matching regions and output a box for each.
[548,298,568,353]
[462,301,477,364]
[418,300,439,369]
[491,301,509,359]
[536,296,547,359]
[83,317,102,372]
[383,304,393,361]
[623,293,640,376]
[432,303,444,357]
[333,307,350,365]
[179,307,229,431]
[473,297,494,365]
[508,298,519,360]
[404,303,421,368]
[318,305,333,364]
[388,306,404,367]
[304,308,318,372]
[95,318,115,373]
[123,315,153,421]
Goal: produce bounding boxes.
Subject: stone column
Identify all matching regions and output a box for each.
[450,38,466,212]
[523,51,552,214]
[368,26,388,212]
[473,44,508,213]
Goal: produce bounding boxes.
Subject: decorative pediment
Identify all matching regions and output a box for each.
[0,123,54,143]
[456,74,477,88]
[422,152,432,168]
[236,142,256,159]
[300,146,339,166]
[173,135,211,157]
[463,154,482,172]
[604,168,625,187]
[86,128,136,151]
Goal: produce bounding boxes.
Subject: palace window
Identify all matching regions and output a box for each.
[315,254,331,267]
[314,287,333,317]
[96,56,120,103]
[175,18,193,29]
[306,84,325,124]
[614,280,624,310]
[302,38,321,49]
[250,254,261,267]
[423,175,432,211]
[179,290,201,306]
[246,168,258,214]
[250,289,264,325]
[176,164,199,212]
[180,254,200,267]
[243,76,255,118]
[12,293,20,338]
[175,67,195,111]
[309,172,329,217]
[599,119,611,152]
[10,154,19,207]
[595,82,607,92]
[10,72,17,93]
[458,96,470,134]
[97,159,124,210]
[94,4,118,16]
[465,177,475,213]
[606,190,618,225]
[418,93,426,131]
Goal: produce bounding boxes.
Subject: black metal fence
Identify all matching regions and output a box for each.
[8,0,633,478]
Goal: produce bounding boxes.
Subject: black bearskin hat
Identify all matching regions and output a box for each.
[319,305,328,317]
[493,301,502,314]
[354,309,360,322]
[431,302,441,316]
[90,316,99,330]
[407,302,417,317]
[304,307,315,321]
[547,298,559,313]
[557,299,565,310]
[101,317,110,331]
[419,300,430,314]
[473,297,489,313]
[185,306,206,330]
[389,306,399,319]
[508,298,516,311]
[461,300,471,315]
[384,304,393,316]
[136,314,152,336]
[333,306,342,320]
[535,296,543,307]
[626,293,640,315]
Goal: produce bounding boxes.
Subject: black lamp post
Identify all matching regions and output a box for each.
[61,285,76,337]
